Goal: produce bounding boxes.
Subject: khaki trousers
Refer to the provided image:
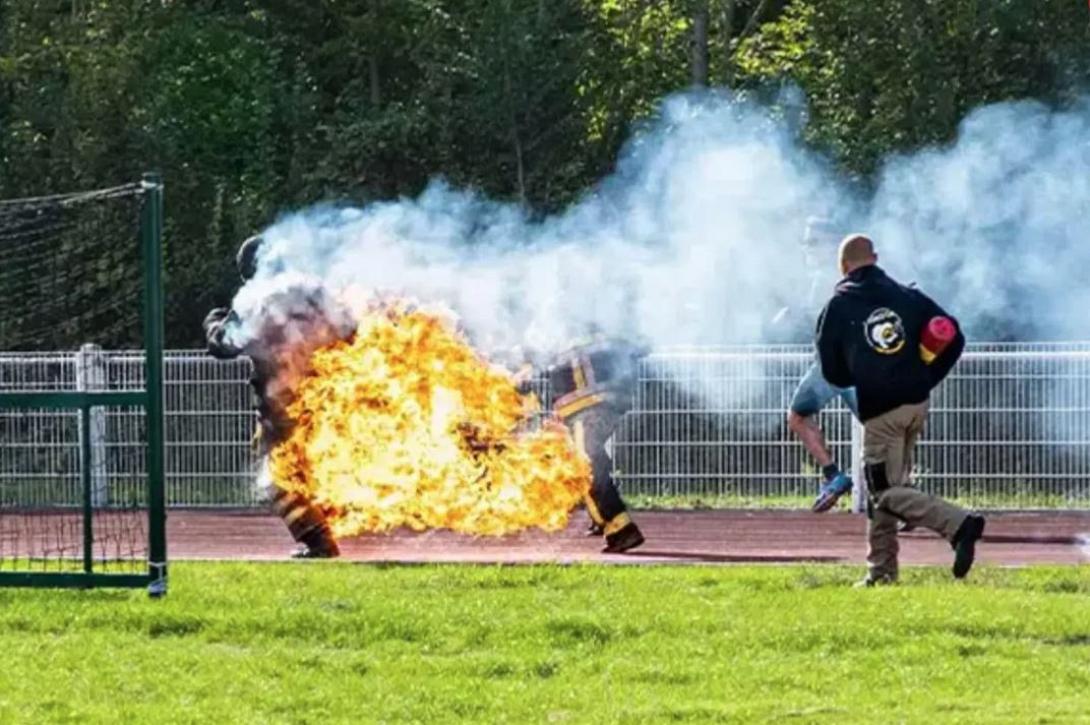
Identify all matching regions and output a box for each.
[863,401,967,580]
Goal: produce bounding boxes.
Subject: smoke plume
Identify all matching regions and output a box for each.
[228,90,1090,362]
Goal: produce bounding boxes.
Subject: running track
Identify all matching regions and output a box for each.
[166,510,1090,566]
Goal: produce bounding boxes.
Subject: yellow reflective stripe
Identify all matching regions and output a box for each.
[919,344,937,364]
[603,511,632,536]
[283,506,310,527]
[271,492,296,516]
[583,495,606,527]
[572,358,587,389]
[556,393,606,420]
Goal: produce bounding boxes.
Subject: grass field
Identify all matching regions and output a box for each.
[1,564,1089,724]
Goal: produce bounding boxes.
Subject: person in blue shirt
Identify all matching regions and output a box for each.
[780,217,859,513]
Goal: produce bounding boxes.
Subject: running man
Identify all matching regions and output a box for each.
[781,217,859,512]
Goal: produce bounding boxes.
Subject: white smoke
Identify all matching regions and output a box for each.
[867,97,1090,340]
[230,90,1090,361]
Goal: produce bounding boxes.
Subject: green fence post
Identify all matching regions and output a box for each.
[141,172,167,598]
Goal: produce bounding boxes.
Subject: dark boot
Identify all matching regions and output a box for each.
[951,514,985,578]
[603,522,645,554]
[586,522,604,537]
[292,526,341,559]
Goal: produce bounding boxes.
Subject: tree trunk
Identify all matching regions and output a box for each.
[691,0,709,88]
[366,0,382,106]
[721,0,737,85]
[368,56,382,106]
[740,0,776,40]
[503,66,527,205]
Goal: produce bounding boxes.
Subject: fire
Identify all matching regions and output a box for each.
[268,300,590,537]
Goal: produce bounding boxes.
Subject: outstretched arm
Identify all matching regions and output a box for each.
[203,307,243,360]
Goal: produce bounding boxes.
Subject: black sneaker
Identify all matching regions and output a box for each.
[291,543,340,559]
[603,522,645,554]
[898,521,916,534]
[586,522,604,537]
[292,528,341,559]
[951,514,985,578]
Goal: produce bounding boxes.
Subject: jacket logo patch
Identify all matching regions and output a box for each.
[864,308,906,355]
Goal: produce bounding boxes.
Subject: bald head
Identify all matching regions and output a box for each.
[838,234,877,275]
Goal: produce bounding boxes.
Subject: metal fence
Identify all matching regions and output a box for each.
[614,343,1090,510]
[3,343,1090,510]
[0,348,255,509]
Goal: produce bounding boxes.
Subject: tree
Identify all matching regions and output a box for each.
[3,0,1090,347]
[736,0,1090,176]
[691,0,709,87]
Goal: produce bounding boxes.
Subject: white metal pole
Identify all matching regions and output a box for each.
[850,416,865,513]
[76,343,108,507]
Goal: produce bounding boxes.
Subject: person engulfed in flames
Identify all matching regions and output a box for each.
[203,235,354,558]
[545,333,648,553]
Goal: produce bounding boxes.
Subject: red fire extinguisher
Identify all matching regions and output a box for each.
[920,316,957,364]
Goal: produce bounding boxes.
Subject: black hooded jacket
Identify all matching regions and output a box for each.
[816,265,964,421]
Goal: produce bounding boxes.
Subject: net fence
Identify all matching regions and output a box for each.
[3,343,1089,512]
[0,184,145,351]
[0,185,149,575]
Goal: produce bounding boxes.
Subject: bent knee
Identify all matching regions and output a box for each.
[786,410,810,432]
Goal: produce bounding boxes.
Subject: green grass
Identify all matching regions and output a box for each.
[2,565,1090,723]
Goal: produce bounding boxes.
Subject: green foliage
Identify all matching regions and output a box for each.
[1,1,1089,346]
[1,563,1089,722]
[737,0,1090,176]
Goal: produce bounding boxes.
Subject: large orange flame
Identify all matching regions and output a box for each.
[268,300,590,537]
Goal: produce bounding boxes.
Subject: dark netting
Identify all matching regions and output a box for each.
[0,382,148,575]
[0,183,151,577]
[0,184,145,351]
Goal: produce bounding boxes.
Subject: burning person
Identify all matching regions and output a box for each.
[203,235,355,558]
[546,333,648,553]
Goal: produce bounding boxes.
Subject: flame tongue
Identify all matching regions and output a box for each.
[269,301,590,537]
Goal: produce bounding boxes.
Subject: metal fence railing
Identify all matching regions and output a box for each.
[0,349,255,508]
[615,347,855,505]
[3,343,1090,510]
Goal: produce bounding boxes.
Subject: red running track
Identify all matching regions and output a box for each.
[166,509,1090,566]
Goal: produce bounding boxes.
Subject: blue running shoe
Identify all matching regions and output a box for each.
[812,472,853,513]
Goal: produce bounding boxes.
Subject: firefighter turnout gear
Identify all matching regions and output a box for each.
[548,338,647,553]
[267,485,340,558]
[204,236,354,558]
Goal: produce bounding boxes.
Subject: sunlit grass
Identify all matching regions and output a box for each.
[1,563,1088,723]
